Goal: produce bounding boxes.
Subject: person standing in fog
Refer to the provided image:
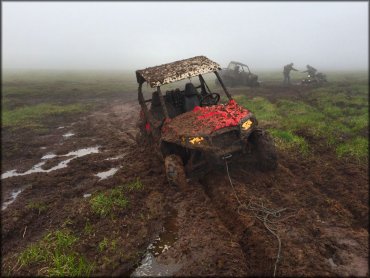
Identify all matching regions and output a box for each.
[283,63,298,85]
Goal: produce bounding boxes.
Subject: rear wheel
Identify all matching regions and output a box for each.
[249,128,278,171]
[164,154,187,189]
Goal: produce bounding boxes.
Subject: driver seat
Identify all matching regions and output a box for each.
[183,83,200,112]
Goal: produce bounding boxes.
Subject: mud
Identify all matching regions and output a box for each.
[1,86,368,276]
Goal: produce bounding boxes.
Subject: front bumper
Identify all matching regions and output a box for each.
[204,140,249,165]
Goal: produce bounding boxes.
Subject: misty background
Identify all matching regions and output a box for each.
[2,1,369,71]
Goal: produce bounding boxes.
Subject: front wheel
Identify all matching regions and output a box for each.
[164,154,187,189]
[249,128,278,171]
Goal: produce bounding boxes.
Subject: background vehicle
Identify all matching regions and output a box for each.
[136,56,277,187]
[216,61,260,87]
[301,72,328,86]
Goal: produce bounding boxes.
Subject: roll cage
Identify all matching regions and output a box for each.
[136,56,233,122]
[227,61,251,74]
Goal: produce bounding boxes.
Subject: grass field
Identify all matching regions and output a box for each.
[234,80,368,161]
[2,70,137,131]
[2,69,368,161]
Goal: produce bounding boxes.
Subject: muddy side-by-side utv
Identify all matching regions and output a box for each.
[135,56,277,187]
[216,61,260,87]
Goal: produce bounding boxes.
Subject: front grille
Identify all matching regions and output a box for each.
[212,130,240,148]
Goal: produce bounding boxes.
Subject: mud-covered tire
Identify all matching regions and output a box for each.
[164,154,187,188]
[249,128,278,171]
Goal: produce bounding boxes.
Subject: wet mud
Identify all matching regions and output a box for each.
[1,87,368,276]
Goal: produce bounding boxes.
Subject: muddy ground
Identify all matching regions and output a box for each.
[1,85,368,277]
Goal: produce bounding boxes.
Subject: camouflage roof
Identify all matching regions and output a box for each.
[136,56,221,87]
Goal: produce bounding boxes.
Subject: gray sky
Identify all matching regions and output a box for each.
[2,1,368,71]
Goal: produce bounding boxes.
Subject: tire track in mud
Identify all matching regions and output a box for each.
[200,169,285,276]
[150,183,249,276]
[198,155,368,277]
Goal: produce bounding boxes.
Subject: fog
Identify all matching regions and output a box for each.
[2,2,368,71]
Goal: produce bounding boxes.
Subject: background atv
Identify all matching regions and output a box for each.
[216,61,260,87]
[135,56,277,187]
[301,72,328,86]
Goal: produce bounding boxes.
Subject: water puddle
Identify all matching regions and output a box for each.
[1,146,100,179]
[131,208,181,277]
[2,189,23,210]
[57,126,65,129]
[95,168,119,180]
[62,132,75,138]
[41,153,57,160]
[105,154,125,161]
[65,147,100,157]
[148,209,179,256]
[131,253,181,277]
[83,193,92,198]
[1,186,28,210]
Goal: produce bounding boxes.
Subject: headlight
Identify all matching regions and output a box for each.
[189,136,205,144]
[241,119,253,131]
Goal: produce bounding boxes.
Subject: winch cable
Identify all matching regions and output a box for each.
[224,159,296,277]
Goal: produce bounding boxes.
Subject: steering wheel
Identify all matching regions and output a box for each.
[200,93,221,106]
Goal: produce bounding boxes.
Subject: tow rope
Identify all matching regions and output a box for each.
[224,158,296,277]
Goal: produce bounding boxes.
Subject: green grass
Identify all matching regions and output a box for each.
[98,238,109,252]
[47,254,93,276]
[336,137,368,161]
[90,178,144,217]
[276,99,327,135]
[90,186,129,217]
[97,237,117,253]
[84,221,94,235]
[347,114,368,133]
[26,201,48,215]
[18,229,94,276]
[2,70,137,132]
[268,129,310,155]
[234,80,368,161]
[45,230,78,249]
[18,244,46,266]
[89,179,144,217]
[234,95,280,126]
[2,103,89,129]
[126,178,144,191]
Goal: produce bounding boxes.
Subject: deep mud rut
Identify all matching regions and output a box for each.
[1,92,368,276]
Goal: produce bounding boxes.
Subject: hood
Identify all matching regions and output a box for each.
[162,99,250,137]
